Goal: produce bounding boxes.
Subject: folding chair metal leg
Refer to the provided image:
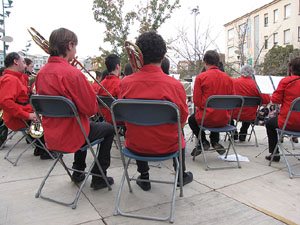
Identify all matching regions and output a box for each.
[114,156,180,223]
[4,133,32,166]
[0,130,16,150]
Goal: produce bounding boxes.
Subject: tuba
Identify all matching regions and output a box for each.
[29,121,44,139]
[28,27,115,110]
[124,41,144,73]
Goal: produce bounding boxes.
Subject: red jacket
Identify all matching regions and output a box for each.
[97,75,120,124]
[92,81,101,93]
[0,69,32,130]
[233,76,271,121]
[272,75,300,131]
[36,57,98,153]
[193,66,234,127]
[119,65,188,155]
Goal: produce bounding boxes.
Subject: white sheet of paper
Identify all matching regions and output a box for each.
[218,154,250,162]
[254,75,274,94]
[270,76,284,90]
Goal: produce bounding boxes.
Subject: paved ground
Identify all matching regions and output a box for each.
[1,125,300,225]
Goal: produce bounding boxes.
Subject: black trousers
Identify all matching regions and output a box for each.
[135,148,186,174]
[266,117,279,154]
[73,121,114,175]
[230,120,251,136]
[188,113,219,144]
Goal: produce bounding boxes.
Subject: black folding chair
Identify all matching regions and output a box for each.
[194,95,244,170]
[111,99,183,223]
[30,95,112,209]
[269,97,300,178]
[231,96,261,147]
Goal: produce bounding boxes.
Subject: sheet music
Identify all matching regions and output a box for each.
[254,75,274,94]
[270,76,284,90]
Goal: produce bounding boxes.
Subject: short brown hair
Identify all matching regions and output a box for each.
[49,28,78,57]
[290,57,300,76]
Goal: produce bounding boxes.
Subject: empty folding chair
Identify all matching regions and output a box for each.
[194,95,244,170]
[269,97,300,178]
[30,95,112,209]
[111,99,183,223]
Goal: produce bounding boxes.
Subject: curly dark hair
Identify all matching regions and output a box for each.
[136,31,166,65]
[203,50,219,66]
[4,52,20,68]
[105,54,120,72]
[124,63,133,76]
[290,57,300,76]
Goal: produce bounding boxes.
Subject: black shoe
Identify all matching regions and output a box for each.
[212,142,226,155]
[177,171,193,187]
[233,131,238,140]
[90,177,114,190]
[239,135,246,142]
[265,154,280,162]
[136,174,151,191]
[191,141,210,156]
[71,171,85,183]
[33,147,42,156]
[40,151,58,160]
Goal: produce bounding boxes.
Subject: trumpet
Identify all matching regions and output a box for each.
[124,41,144,73]
[27,27,115,109]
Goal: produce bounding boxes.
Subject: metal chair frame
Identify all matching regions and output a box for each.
[194,95,244,170]
[269,97,300,178]
[111,99,183,223]
[3,120,54,166]
[30,95,112,209]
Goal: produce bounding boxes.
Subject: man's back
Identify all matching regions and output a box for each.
[119,65,188,155]
[193,66,234,127]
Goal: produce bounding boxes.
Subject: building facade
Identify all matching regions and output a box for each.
[224,0,300,69]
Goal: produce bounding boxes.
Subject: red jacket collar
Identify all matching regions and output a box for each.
[140,64,163,73]
[48,56,69,64]
[105,74,119,80]
[208,66,219,70]
[3,69,23,80]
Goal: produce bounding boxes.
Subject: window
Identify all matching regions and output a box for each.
[284,29,291,44]
[264,36,268,49]
[228,28,234,40]
[284,4,291,19]
[228,46,234,57]
[273,9,278,23]
[264,14,268,27]
[298,27,300,41]
[273,33,278,45]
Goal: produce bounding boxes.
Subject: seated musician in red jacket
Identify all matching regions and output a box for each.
[232,65,270,141]
[119,31,193,191]
[265,57,300,162]
[188,50,234,156]
[97,54,121,124]
[0,52,53,159]
[92,70,102,93]
[36,28,114,189]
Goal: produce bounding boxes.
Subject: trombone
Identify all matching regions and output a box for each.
[27,27,115,109]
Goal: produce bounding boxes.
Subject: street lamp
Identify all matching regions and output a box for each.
[191,6,199,76]
[1,0,13,59]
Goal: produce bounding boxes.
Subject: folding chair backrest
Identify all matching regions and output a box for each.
[205,95,244,110]
[30,95,77,118]
[242,96,261,107]
[111,99,180,126]
[97,95,115,108]
[281,97,300,131]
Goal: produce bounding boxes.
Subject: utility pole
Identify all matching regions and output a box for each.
[191,6,199,76]
[0,0,13,59]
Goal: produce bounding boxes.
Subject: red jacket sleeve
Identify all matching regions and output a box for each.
[193,75,202,108]
[271,79,285,104]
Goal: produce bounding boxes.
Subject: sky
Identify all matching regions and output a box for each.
[2,0,273,59]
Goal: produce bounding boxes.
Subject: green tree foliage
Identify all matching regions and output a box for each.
[92,0,180,69]
[262,45,300,76]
